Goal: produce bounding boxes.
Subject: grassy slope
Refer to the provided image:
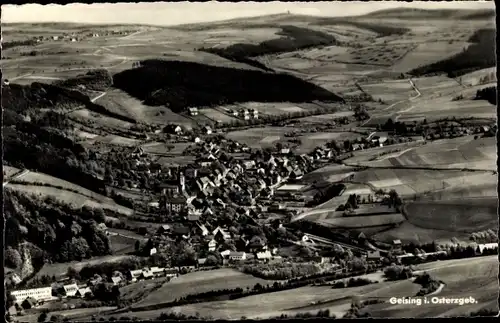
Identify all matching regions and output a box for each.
[113,257,497,320]
[133,268,275,309]
[7,170,133,216]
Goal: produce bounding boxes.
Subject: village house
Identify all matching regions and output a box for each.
[150,267,166,277]
[111,276,124,286]
[5,273,22,286]
[63,283,79,297]
[256,250,272,261]
[220,249,232,258]
[203,126,213,135]
[229,252,247,261]
[208,238,217,251]
[165,196,187,214]
[76,287,92,298]
[128,269,143,283]
[366,250,382,262]
[368,132,388,146]
[159,181,180,196]
[164,124,183,135]
[189,107,199,116]
[164,268,179,278]
[213,226,231,242]
[392,239,402,252]
[198,258,207,266]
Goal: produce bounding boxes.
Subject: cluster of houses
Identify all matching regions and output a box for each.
[226,108,259,120]
[8,266,182,312]
[158,139,315,218]
[154,222,280,264]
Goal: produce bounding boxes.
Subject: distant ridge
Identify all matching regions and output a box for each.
[363,7,495,20]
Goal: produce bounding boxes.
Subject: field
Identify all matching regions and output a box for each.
[372,198,497,244]
[120,277,170,303]
[95,88,194,128]
[391,41,471,73]
[133,268,275,309]
[32,255,138,279]
[301,164,357,183]
[6,170,134,215]
[226,126,359,153]
[3,165,21,178]
[335,44,415,67]
[404,198,498,233]
[101,256,499,320]
[365,256,499,318]
[318,212,405,229]
[141,142,191,155]
[361,80,414,103]
[351,137,496,171]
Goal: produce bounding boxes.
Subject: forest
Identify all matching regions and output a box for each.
[4,190,111,267]
[112,59,344,113]
[202,25,340,59]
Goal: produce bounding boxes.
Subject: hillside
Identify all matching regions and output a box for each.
[202,25,340,59]
[363,8,496,20]
[409,29,496,77]
[112,59,344,113]
[4,189,112,278]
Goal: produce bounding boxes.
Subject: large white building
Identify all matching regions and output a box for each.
[11,287,52,304]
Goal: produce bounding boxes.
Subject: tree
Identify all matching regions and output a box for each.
[384,265,413,281]
[67,267,79,280]
[205,255,219,266]
[5,247,23,269]
[38,312,48,322]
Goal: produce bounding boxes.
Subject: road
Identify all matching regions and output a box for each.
[3,169,30,187]
[62,91,108,115]
[360,78,422,127]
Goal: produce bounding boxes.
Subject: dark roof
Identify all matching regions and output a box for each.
[173,225,190,235]
[166,196,187,204]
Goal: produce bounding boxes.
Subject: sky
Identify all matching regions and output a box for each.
[2,1,495,26]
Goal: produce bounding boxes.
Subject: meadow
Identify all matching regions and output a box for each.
[226,126,359,153]
[404,198,498,233]
[6,170,134,216]
[114,257,494,320]
[365,256,498,318]
[32,255,138,279]
[132,268,275,309]
[361,136,496,171]
[318,213,405,229]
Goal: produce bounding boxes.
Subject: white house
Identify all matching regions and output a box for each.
[229,252,247,261]
[11,287,53,304]
[194,137,201,144]
[189,108,199,116]
[478,242,498,253]
[150,247,157,256]
[208,239,217,252]
[76,287,92,298]
[63,283,79,297]
[52,36,59,41]
[204,126,213,135]
[220,249,232,258]
[129,269,143,282]
[111,276,123,286]
[256,250,272,260]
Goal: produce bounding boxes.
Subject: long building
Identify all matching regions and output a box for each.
[11,286,53,304]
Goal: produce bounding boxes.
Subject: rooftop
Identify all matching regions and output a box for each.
[277,184,306,191]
